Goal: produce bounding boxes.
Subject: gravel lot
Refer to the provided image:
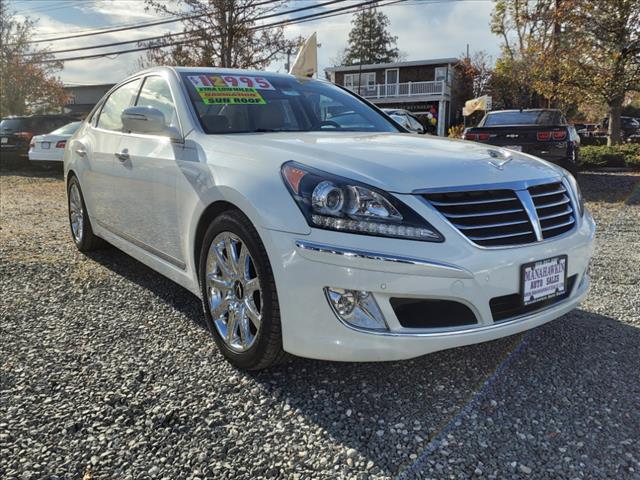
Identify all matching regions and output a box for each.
[1,166,639,480]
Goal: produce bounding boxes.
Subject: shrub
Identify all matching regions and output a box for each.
[448,124,465,138]
[580,144,640,170]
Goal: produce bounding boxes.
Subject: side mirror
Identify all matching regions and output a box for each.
[122,106,179,139]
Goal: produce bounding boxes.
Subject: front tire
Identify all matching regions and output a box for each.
[198,211,286,370]
[67,176,105,252]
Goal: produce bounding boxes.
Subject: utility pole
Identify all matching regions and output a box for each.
[551,0,561,108]
[357,5,367,96]
[285,46,293,72]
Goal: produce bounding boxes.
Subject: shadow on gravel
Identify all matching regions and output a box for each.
[579,171,640,204]
[84,248,207,330]
[0,159,63,179]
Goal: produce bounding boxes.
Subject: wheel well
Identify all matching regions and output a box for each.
[66,169,77,185]
[194,201,240,274]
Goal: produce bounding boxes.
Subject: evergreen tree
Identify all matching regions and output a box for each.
[342,8,399,65]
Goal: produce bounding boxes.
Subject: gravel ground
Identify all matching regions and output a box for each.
[1,167,639,480]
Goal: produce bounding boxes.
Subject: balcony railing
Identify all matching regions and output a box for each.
[347,81,449,99]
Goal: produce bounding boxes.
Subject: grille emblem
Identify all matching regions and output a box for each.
[488,156,513,170]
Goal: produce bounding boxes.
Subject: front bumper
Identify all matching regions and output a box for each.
[259,209,596,362]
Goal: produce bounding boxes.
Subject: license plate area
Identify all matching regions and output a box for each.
[41,142,51,149]
[521,255,568,306]
[505,145,522,152]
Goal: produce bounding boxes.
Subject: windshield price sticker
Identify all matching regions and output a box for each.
[188,75,267,105]
[188,74,274,90]
[220,75,275,90]
[197,86,266,105]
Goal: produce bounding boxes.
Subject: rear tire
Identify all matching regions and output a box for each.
[198,211,286,370]
[67,176,106,252]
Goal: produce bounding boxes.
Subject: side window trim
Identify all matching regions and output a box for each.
[95,77,143,132]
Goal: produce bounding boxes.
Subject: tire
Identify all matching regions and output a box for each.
[198,211,286,370]
[67,176,105,252]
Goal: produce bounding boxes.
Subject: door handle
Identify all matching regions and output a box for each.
[115,149,130,162]
[75,147,87,157]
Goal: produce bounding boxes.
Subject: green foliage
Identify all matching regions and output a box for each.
[580,144,640,170]
[341,8,399,66]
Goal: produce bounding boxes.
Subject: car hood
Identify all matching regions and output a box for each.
[201,132,563,193]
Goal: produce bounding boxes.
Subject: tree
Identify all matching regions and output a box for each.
[141,0,298,69]
[341,7,399,66]
[455,50,493,102]
[489,0,559,109]
[556,0,640,144]
[490,0,640,145]
[0,0,67,116]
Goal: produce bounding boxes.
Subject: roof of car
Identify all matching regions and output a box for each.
[487,109,562,114]
[140,66,306,81]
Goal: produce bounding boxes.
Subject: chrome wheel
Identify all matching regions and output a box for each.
[205,232,262,352]
[69,183,84,243]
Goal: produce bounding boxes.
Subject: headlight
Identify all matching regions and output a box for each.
[564,173,584,217]
[281,161,443,242]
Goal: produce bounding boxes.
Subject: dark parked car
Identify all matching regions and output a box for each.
[600,116,640,141]
[0,115,76,161]
[463,109,580,173]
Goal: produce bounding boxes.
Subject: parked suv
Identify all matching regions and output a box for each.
[1,115,76,161]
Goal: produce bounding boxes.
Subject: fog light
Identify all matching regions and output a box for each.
[324,287,387,331]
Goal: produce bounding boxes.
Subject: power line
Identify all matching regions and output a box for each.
[25,0,348,56]
[30,14,180,39]
[26,0,283,43]
[38,0,396,63]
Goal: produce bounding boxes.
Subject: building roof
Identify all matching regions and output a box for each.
[63,83,116,90]
[325,58,459,73]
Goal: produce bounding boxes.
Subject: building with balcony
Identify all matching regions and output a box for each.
[325,58,461,136]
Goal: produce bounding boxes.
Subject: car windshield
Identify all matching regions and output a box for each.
[484,111,560,126]
[180,72,399,134]
[51,122,81,135]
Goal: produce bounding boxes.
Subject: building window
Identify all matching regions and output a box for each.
[344,72,376,90]
[435,66,449,83]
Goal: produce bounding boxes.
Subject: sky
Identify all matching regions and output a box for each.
[11,0,502,86]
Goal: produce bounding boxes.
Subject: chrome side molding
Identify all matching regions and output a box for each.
[295,240,472,278]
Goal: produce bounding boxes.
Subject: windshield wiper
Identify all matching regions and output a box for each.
[251,128,303,133]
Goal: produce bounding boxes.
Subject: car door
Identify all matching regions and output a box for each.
[110,74,186,269]
[81,79,142,224]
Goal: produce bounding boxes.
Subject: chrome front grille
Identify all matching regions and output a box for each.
[421,180,576,248]
[528,182,575,239]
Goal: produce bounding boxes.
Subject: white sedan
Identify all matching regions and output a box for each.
[64,67,595,370]
[29,121,81,165]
